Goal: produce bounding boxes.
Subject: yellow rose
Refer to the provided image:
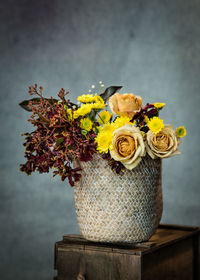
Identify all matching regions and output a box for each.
[110,124,146,170]
[145,125,181,159]
[109,93,142,118]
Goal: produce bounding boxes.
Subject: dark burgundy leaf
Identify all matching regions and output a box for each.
[19,98,58,112]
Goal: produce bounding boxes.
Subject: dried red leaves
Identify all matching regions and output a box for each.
[20,85,96,186]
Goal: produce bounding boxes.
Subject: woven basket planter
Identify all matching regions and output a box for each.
[73,154,162,243]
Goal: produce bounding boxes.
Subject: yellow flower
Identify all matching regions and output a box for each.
[147,117,164,134]
[73,104,93,119]
[66,109,72,120]
[114,116,135,129]
[77,94,104,104]
[94,95,104,104]
[77,94,94,103]
[144,115,149,123]
[80,117,93,131]
[95,131,113,153]
[154,103,166,109]
[98,111,113,124]
[91,101,105,110]
[176,126,186,138]
[98,123,116,134]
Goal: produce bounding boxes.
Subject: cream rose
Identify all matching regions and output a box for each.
[109,93,142,118]
[145,125,181,159]
[110,124,146,170]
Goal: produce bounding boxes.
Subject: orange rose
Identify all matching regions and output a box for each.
[109,93,142,118]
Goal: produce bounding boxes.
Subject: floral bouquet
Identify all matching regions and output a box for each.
[20,82,187,242]
[20,82,186,186]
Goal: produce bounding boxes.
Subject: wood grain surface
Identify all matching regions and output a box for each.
[54,224,200,280]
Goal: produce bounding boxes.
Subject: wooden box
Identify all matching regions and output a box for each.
[54,224,200,280]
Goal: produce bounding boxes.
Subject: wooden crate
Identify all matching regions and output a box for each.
[54,224,200,280]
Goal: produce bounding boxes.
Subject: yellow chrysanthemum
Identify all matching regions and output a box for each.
[94,95,104,104]
[144,115,149,123]
[147,117,164,134]
[154,103,166,109]
[77,94,94,103]
[80,117,93,131]
[66,109,73,120]
[98,111,113,124]
[114,116,135,129]
[176,126,186,138]
[98,123,116,134]
[73,104,93,119]
[91,101,105,110]
[95,131,113,153]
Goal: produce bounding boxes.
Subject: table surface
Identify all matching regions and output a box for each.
[59,223,200,256]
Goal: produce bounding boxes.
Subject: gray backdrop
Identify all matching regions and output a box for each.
[0,0,200,279]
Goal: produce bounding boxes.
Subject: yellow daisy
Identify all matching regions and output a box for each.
[94,95,104,104]
[176,126,186,138]
[114,116,135,129]
[98,111,113,125]
[144,115,149,123]
[98,123,116,134]
[73,104,93,119]
[147,117,164,134]
[77,94,94,103]
[92,101,105,110]
[66,109,73,120]
[80,117,93,131]
[95,131,113,153]
[154,103,166,109]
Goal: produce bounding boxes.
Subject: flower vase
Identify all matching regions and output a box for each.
[73,153,162,243]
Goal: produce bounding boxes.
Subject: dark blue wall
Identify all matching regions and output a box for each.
[0,0,200,279]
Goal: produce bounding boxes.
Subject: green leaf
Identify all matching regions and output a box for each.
[56,137,64,146]
[19,98,58,112]
[100,86,123,102]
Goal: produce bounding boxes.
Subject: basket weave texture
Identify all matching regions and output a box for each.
[74,154,162,243]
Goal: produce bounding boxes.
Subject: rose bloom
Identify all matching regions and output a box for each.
[110,124,146,170]
[145,125,181,159]
[109,93,142,118]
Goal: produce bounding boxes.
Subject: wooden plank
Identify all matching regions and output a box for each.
[56,247,141,280]
[142,237,194,280]
[54,241,64,270]
[58,239,147,256]
[55,225,200,280]
[61,226,200,256]
[159,223,199,231]
[62,234,155,254]
[193,234,200,280]
[145,227,200,255]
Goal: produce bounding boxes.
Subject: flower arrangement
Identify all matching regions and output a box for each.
[19,82,186,186]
